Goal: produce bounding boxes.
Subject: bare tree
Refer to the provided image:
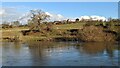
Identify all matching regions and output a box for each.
[29,9,50,31]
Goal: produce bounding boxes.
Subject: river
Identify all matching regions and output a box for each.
[1,41,119,66]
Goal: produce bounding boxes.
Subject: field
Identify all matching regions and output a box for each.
[53,23,85,29]
[1,21,120,42]
[1,23,84,42]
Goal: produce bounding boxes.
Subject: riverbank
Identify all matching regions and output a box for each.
[1,22,120,42]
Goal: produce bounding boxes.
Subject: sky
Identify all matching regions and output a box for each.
[1,0,120,2]
[1,2,118,24]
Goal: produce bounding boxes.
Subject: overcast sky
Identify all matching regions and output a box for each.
[1,2,118,24]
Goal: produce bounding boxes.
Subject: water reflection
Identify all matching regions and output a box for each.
[76,42,117,57]
[2,41,119,66]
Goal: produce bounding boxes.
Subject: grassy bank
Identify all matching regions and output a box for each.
[1,23,84,42]
[1,22,120,42]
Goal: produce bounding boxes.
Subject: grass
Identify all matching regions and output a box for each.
[1,22,119,42]
[1,27,29,41]
[53,23,85,29]
[1,26,64,42]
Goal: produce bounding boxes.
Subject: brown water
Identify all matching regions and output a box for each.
[1,41,119,66]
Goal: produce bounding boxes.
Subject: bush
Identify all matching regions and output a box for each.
[78,25,116,42]
[2,24,13,29]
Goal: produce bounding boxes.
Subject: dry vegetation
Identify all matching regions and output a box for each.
[1,20,120,42]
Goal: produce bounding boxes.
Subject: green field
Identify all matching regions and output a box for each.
[1,23,85,42]
[1,22,120,42]
[53,23,85,29]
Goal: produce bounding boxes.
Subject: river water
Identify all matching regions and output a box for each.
[1,41,119,66]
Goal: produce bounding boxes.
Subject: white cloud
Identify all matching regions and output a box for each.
[18,12,32,24]
[0,8,5,16]
[57,14,63,18]
[79,15,107,21]
[18,11,65,24]
[0,6,108,25]
[45,12,53,17]
[45,12,65,21]
[1,7,23,24]
[0,7,66,24]
[79,16,91,20]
